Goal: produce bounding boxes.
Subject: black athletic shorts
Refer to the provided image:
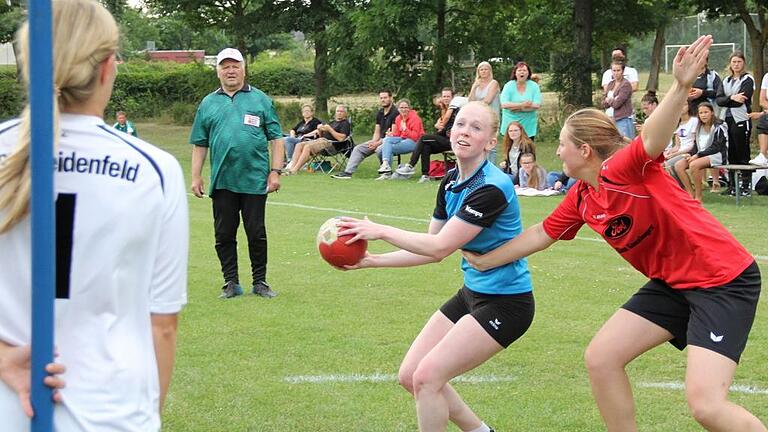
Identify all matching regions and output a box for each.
[622,261,761,363]
[439,286,535,348]
[757,113,768,134]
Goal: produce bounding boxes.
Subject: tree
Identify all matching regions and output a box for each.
[695,0,768,108]
[0,0,25,79]
[146,0,275,59]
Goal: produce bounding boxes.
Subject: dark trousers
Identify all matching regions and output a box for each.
[211,189,267,285]
[408,134,452,175]
[725,117,752,188]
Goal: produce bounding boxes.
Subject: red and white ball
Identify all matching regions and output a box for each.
[317,217,367,268]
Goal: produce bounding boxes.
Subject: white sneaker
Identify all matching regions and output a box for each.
[378,161,391,173]
[395,163,415,176]
[749,153,768,165]
[417,175,430,184]
[375,173,392,181]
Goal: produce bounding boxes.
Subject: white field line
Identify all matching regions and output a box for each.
[283,373,517,384]
[190,196,767,263]
[638,381,768,395]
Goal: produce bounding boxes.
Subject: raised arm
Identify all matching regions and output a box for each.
[462,222,555,271]
[642,35,712,159]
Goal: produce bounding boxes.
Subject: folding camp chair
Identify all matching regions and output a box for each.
[308,118,354,174]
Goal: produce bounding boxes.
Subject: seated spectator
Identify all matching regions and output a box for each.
[498,121,535,184]
[602,61,634,139]
[546,171,577,194]
[284,104,350,175]
[434,88,454,133]
[516,152,548,190]
[113,110,137,137]
[636,91,659,134]
[331,90,398,179]
[674,102,728,201]
[664,102,698,180]
[376,99,424,180]
[284,104,322,164]
[395,93,467,183]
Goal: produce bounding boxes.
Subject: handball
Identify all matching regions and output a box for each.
[316,217,367,268]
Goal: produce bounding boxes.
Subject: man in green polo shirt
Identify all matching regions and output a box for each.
[190,47,284,299]
[113,111,137,137]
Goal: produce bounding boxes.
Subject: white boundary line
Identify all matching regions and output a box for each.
[638,381,768,395]
[189,196,767,263]
[283,373,518,384]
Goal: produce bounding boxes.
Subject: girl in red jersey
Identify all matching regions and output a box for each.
[463,36,765,432]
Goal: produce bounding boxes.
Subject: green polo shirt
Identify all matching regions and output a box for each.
[190,84,283,195]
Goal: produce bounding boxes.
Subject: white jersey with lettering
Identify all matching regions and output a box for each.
[0,114,188,431]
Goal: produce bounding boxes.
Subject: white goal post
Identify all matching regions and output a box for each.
[664,42,735,72]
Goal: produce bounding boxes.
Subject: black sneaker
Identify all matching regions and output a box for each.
[219,281,243,299]
[740,188,752,197]
[252,281,278,298]
[331,171,352,179]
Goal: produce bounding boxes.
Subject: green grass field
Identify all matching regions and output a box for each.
[138,122,768,431]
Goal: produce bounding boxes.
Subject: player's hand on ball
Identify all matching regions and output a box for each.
[341,251,374,270]
[337,216,384,243]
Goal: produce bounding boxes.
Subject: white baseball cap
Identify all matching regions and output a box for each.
[216,48,244,65]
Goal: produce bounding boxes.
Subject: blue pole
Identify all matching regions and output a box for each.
[28,0,55,431]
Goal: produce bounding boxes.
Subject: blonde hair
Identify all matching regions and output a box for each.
[0,0,118,232]
[475,61,494,82]
[563,108,628,160]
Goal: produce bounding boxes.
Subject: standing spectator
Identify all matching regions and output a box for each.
[498,120,536,184]
[376,99,424,179]
[0,0,188,429]
[688,59,721,115]
[190,47,284,299]
[113,110,138,137]
[500,61,542,140]
[602,62,635,139]
[331,90,398,179]
[283,104,322,165]
[284,105,350,175]
[601,46,639,92]
[715,50,754,196]
[469,61,501,162]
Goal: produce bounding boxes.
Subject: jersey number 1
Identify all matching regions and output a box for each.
[56,193,76,299]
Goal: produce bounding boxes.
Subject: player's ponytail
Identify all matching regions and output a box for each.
[0,0,118,232]
[563,108,628,161]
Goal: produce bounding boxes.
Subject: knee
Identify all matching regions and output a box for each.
[583,342,624,377]
[686,388,724,427]
[397,366,415,394]
[411,363,444,395]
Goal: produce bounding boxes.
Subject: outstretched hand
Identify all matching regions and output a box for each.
[337,216,386,244]
[0,344,66,417]
[673,35,713,88]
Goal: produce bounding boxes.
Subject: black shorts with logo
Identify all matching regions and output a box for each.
[439,286,535,348]
[622,261,761,363]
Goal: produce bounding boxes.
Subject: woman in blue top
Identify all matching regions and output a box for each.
[500,62,542,140]
[339,101,533,432]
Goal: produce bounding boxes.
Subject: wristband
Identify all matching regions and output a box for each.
[270,168,282,174]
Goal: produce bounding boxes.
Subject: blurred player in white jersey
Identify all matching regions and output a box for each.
[0,0,188,430]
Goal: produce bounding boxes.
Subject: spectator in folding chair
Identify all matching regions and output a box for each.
[283,103,322,165]
[396,94,467,183]
[376,99,424,180]
[284,104,350,175]
[331,90,398,179]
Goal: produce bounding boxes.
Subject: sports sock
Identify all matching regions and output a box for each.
[465,422,491,432]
